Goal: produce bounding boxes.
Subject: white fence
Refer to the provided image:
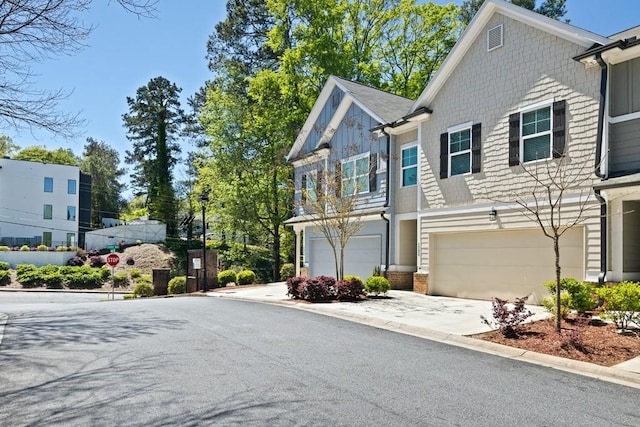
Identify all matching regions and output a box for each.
[0,251,76,268]
[84,221,166,251]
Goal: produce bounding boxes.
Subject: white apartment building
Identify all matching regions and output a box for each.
[0,157,91,248]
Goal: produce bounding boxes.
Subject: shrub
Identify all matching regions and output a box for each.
[129,268,143,279]
[100,265,111,280]
[333,277,364,301]
[218,270,237,287]
[136,275,152,285]
[0,261,10,270]
[89,255,106,268]
[543,278,596,316]
[112,272,129,287]
[168,276,187,294]
[123,294,136,299]
[133,282,154,297]
[43,272,64,289]
[298,277,331,302]
[596,281,640,330]
[19,245,30,251]
[126,257,135,266]
[279,263,295,280]
[87,249,100,257]
[237,270,257,285]
[65,271,103,289]
[0,270,10,286]
[37,244,48,252]
[0,245,10,251]
[56,246,68,252]
[286,276,306,299]
[316,275,336,289]
[372,265,381,277]
[364,276,390,296]
[66,256,85,267]
[481,296,534,338]
[16,264,43,288]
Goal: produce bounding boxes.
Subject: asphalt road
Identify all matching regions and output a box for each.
[0,295,638,426]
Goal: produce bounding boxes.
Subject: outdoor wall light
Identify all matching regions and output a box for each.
[489,208,497,222]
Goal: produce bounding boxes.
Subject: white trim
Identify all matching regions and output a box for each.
[290,149,330,167]
[517,98,554,113]
[447,121,474,133]
[400,144,418,187]
[609,111,640,124]
[416,126,422,212]
[448,125,473,177]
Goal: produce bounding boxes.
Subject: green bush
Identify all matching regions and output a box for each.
[543,278,596,316]
[218,270,237,287]
[16,264,43,288]
[37,244,48,251]
[133,282,154,298]
[43,272,64,289]
[596,281,640,330]
[0,270,10,286]
[237,270,256,285]
[168,276,187,294]
[123,294,136,299]
[364,276,390,296]
[19,245,30,251]
[100,265,112,280]
[0,246,10,251]
[136,275,152,285]
[279,263,295,280]
[0,261,10,270]
[129,268,143,279]
[56,246,68,252]
[112,272,129,287]
[344,275,363,286]
[65,271,104,289]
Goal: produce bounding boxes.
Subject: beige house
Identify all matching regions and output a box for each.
[378,0,613,303]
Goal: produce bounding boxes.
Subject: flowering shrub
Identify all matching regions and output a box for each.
[481,296,534,338]
[286,276,306,299]
[333,277,364,301]
[89,256,105,268]
[66,256,85,267]
[298,277,331,302]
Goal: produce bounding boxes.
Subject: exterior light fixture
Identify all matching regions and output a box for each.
[489,208,497,222]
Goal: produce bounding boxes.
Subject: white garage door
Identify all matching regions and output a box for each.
[309,236,381,280]
[431,228,584,303]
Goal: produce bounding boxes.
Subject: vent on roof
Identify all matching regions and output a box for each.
[332,92,340,108]
[487,24,503,52]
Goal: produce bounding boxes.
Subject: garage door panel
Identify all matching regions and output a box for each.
[431,228,584,304]
[309,236,381,280]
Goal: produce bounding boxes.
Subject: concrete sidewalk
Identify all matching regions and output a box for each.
[209,282,640,389]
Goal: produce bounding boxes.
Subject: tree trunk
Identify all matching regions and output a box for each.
[554,236,562,332]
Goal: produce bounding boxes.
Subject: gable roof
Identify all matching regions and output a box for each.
[410,0,611,112]
[286,76,414,162]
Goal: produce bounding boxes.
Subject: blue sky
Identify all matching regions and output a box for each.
[5,0,639,197]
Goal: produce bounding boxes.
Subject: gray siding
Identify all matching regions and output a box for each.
[609,117,640,175]
[623,201,640,272]
[301,86,344,154]
[611,57,640,117]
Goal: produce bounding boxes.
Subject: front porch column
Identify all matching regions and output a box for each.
[295,229,302,277]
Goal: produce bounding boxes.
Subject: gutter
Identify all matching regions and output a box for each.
[380,129,391,278]
[594,189,607,286]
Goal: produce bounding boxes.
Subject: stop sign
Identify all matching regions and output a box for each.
[106,253,120,267]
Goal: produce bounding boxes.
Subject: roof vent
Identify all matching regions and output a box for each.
[487,24,503,52]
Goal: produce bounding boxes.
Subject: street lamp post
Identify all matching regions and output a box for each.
[198,194,209,292]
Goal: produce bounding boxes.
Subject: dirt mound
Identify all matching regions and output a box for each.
[115,243,177,274]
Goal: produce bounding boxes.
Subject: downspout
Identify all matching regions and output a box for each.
[594,189,607,286]
[594,53,608,179]
[594,53,608,285]
[380,129,391,277]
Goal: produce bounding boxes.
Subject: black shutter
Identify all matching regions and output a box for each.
[471,123,482,173]
[369,153,377,192]
[552,100,566,158]
[440,132,449,179]
[316,165,323,194]
[508,112,520,166]
[301,174,307,204]
[335,161,341,197]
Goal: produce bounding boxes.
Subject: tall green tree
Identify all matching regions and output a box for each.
[460,0,567,25]
[80,137,126,227]
[123,76,186,236]
[13,146,78,165]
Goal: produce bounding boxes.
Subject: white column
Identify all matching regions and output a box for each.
[295,228,302,277]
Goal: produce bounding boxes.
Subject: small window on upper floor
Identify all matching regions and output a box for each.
[44,177,53,193]
[68,179,77,194]
[342,154,370,196]
[509,100,566,166]
[43,204,53,220]
[401,146,417,187]
[487,24,503,52]
[67,206,76,221]
[440,123,482,179]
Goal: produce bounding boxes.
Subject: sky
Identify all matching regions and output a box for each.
[5,0,640,198]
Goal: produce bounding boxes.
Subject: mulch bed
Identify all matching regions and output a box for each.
[475,318,640,366]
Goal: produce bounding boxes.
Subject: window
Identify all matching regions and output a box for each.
[302,171,317,204]
[449,128,472,176]
[68,179,77,194]
[43,232,52,247]
[43,204,53,220]
[67,233,75,247]
[401,146,417,186]
[341,155,370,196]
[509,100,566,165]
[67,206,76,221]
[440,123,481,179]
[44,177,53,193]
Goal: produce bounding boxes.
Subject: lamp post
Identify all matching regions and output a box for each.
[198,194,209,291]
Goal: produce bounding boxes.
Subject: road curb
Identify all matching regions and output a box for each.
[210,293,640,390]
